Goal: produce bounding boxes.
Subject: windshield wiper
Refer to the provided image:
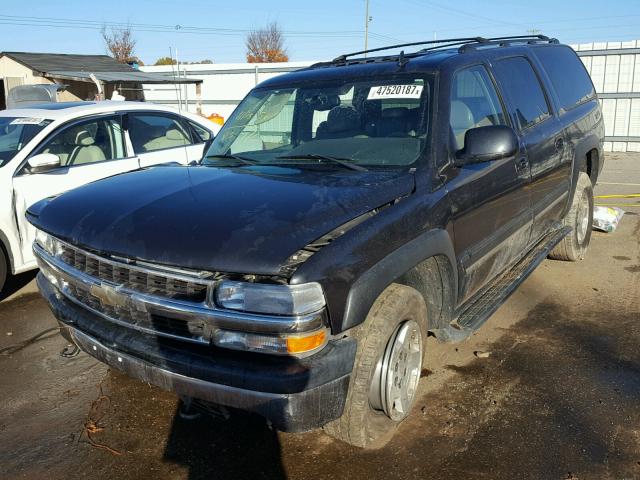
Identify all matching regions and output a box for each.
[203,153,258,165]
[276,154,368,172]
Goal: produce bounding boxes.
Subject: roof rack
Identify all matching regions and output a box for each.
[458,35,558,52]
[319,35,558,68]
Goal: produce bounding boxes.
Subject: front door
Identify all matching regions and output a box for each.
[12,115,139,266]
[444,64,532,304]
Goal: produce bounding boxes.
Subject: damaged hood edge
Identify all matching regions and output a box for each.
[28,165,416,276]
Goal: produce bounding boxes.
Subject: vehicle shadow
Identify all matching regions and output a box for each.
[0,271,37,302]
[162,401,287,480]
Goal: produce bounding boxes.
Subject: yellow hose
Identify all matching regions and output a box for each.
[594,194,640,199]
[595,203,640,208]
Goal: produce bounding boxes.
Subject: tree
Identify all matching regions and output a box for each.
[245,22,289,63]
[101,25,139,64]
[154,56,177,66]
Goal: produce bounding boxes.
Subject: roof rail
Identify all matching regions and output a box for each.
[321,34,558,67]
[331,37,488,63]
[459,35,558,52]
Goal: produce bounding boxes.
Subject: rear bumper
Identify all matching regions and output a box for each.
[39,274,356,432]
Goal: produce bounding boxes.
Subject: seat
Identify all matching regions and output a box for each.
[451,99,497,150]
[450,100,476,150]
[67,130,106,165]
[315,106,362,139]
[143,128,189,151]
[377,107,411,137]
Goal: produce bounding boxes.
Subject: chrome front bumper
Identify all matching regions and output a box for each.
[34,242,327,345]
[37,273,356,431]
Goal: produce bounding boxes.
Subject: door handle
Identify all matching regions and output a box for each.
[554,137,565,152]
[517,157,528,171]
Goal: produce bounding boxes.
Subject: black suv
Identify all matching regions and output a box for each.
[29,35,604,448]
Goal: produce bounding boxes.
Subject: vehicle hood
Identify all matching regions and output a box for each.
[29,165,415,275]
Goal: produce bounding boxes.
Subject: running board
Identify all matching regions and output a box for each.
[435,227,571,342]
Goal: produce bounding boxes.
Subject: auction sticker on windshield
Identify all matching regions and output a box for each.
[367,84,423,100]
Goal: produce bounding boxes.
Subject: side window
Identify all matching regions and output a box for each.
[534,46,595,111]
[128,114,193,153]
[450,65,507,150]
[493,57,550,130]
[40,116,125,166]
[188,120,213,142]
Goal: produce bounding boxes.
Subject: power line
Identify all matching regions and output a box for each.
[0,14,364,38]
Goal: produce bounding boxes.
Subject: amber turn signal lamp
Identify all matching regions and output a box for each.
[286,330,327,354]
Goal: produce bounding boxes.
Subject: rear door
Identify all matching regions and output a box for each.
[491,55,568,244]
[12,114,138,265]
[444,64,533,303]
[127,112,193,167]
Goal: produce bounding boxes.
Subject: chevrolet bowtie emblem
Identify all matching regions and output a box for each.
[90,283,128,309]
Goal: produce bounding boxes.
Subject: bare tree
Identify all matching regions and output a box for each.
[246,22,289,63]
[101,25,139,64]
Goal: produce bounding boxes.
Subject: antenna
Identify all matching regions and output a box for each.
[169,47,182,112]
[364,0,370,57]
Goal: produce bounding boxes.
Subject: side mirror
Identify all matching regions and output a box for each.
[200,137,214,163]
[455,125,519,166]
[27,153,61,173]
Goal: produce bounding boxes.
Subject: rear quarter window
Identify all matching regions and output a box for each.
[534,46,596,111]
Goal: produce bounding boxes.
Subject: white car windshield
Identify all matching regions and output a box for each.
[0,117,52,167]
[204,75,432,169]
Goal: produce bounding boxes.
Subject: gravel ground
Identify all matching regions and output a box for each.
[0,153,638,480]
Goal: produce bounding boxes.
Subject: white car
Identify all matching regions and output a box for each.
[0,101,219,292]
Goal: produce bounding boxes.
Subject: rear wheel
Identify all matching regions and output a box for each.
[549,172,593,261]
[0,247,7,293]
[323,284,427,448]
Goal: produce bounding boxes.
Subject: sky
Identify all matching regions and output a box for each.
[1,0,640,64]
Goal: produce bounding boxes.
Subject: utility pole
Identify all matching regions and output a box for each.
[364,0,370,55]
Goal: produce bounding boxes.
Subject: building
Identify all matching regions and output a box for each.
[573,41,640,152]
[0,51,202,110]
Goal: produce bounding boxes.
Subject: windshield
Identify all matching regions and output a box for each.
[204,75,432,169]
[0,117,52,167]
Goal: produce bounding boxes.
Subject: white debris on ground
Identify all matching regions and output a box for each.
[593,206,625,233]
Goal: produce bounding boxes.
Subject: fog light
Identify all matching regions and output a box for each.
[213,328,327,356]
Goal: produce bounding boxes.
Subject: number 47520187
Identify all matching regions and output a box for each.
[367,84,423,100]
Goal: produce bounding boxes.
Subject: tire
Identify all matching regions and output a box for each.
[0,247,6,293]
[323,284,427,448]
[549,171,594,261]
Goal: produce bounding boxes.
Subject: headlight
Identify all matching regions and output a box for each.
[213,328,327,356]
[35,229,58,256]
[215,280,325,316]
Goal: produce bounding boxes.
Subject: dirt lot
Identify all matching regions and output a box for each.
[1,154,639,480]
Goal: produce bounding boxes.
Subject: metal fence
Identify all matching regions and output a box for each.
[573,40,640,152]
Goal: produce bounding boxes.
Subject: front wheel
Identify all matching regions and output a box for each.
[323,284,427,448]
[549,171,594,261]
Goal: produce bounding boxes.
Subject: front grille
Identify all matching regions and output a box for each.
[58,243,210,303]
[65,282,206,342]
